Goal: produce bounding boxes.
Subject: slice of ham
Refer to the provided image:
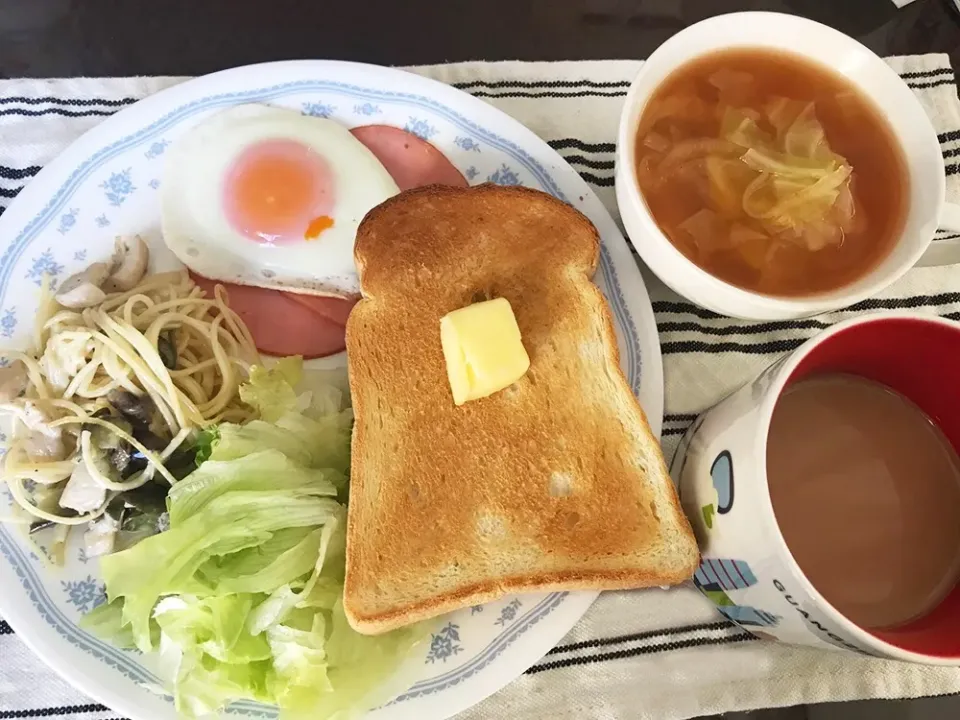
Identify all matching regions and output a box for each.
[285,292,356,327]
[351,125,468,190]
[194,125,465,359]
[190,272,356,359]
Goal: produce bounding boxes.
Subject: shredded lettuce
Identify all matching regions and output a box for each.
[240,357,305,422]
[84,358,427,719]
[192,427,219,466]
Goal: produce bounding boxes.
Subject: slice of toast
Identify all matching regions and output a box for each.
[344,184,699,635]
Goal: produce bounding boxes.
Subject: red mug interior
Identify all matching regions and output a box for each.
[782,315,960,658]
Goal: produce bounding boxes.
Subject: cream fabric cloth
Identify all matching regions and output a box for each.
[1,56,959,719]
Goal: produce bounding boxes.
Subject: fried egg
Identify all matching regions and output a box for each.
[161,104,399,297]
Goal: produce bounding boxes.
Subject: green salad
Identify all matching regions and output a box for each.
[84,358,427,719]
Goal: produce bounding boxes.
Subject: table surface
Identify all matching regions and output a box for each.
[0,0,957,78]
[2,1,960,719]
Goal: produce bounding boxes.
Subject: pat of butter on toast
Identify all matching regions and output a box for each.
[344,184,699,635]
[440,297,531,405]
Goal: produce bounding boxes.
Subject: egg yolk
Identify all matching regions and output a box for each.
[223,139,335,244]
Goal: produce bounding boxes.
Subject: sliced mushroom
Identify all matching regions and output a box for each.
[157,330,177,369]
[0,360,27,402]
[107,389,156,426]
[55,262,111,309]
[110,442,135,476]
[103,235,149,293]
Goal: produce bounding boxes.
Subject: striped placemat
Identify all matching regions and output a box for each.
[1,56,960,720]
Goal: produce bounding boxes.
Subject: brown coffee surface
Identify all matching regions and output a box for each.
[767,373,960,629]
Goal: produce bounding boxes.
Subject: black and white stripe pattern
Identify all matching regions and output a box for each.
[654,292,960,358]
[0,704,111,719]
[455,67,960,195]
[0,95,136,119]
[455,66,957,98]
[662,412,698,437]
[0,94,136,215]
[2,59,960,719]
[941,127,960,179]
[452,79,631,100]
[0,165,38,208]
[525,621,753,674]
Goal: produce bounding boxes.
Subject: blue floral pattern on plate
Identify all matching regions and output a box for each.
[26,250,63,287]
[426,624,463,664]
[487,164,521,186]
[144,139,169,159]
[353,102,381,116]
[494,599,523,627]
[57,208,79,235]
[403,116,438,140]
[0,308,16,338]
[61,575,107,614]
[455,136,481,152]
[100,168,136,207]
[302,101,335,118]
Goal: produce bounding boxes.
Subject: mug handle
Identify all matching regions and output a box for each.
[915,202,960,268]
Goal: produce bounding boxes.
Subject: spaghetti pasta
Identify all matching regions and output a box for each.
[0,268,261,544]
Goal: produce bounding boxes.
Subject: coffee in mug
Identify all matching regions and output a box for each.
[766,373,960,630]
[674,313,960,662]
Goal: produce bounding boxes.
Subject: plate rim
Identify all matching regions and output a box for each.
[0,59,664,719]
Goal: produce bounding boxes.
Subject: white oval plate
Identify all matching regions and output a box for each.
[0,61,664,720]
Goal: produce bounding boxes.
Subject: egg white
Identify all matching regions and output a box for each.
[160,104,399,297]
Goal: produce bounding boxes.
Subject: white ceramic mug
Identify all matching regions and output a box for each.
[614,12,960,320]
[672,312,960,663]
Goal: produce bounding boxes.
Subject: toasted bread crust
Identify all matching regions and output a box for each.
[344,184,698,634]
